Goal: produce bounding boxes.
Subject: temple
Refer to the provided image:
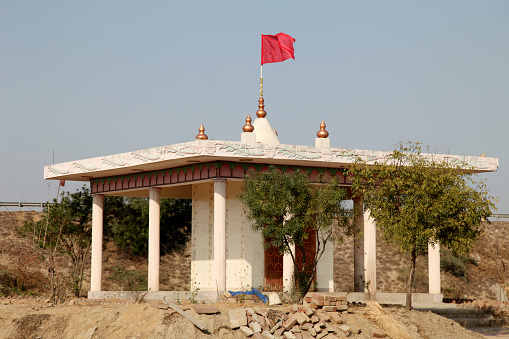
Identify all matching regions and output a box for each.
[44,97,499,301]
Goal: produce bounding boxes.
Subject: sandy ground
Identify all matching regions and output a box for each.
[0,298,498,339]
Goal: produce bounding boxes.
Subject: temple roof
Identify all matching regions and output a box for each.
[44,138,498,182]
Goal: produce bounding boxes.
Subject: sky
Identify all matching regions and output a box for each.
[1,1,508,214]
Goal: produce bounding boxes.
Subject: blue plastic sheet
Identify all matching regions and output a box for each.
[229,288,269,303]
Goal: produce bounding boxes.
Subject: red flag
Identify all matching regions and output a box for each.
[261,33,295,65]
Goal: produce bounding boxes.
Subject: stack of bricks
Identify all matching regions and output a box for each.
[231,304,356,338]
[303,293,348,312]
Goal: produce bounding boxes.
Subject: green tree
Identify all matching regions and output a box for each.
[238,166,351,302]
[20,185,92,299]
[349,142,495,310]
[105,197,192,256]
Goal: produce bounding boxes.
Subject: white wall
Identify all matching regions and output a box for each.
[191,182,214,291]
[225,181,264,291]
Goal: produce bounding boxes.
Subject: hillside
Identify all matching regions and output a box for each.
[1,211,508,301]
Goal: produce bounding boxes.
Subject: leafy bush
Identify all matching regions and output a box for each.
[105,197,192,256]
[441,251,477,279]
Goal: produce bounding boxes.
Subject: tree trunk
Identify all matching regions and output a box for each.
[406,248,417,311]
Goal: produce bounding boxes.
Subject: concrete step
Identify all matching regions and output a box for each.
[421,308,506,328]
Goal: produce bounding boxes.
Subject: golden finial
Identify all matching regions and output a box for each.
[274,129,278,136]
[480,153,486,157]
[243,115,254,132]
[195,123,208,140]
[256,97,267,118]
[317,120,329,138]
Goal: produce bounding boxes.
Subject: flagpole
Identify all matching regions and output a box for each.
[260,64,263,97]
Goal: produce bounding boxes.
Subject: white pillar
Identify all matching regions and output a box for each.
[428,241,441,294]
[148,188,161,292]
[90,194,104,292]
[283,243,295,293]
[213,179,227,292]
[353,198,364,292]
[364,210,376,294]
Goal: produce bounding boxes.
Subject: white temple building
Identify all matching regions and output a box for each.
[44,97,499,301]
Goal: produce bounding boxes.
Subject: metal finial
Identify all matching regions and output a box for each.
[317,120,329,138]
[256,97,267,118]
[243,115,254,132]
[195,123,208,140]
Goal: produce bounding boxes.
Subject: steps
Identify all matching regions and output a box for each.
[422,308,506,328]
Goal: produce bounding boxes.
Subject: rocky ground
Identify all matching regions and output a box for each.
[0,297,489,339]
[1,211,509,338]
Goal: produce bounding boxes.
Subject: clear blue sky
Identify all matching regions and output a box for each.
[1,1,508,213]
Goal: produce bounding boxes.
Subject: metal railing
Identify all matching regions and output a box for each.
[0,202,53,209]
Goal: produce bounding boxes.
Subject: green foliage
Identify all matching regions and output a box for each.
[105,197,192,256]
[440,250,477,279]
[238,166,351,302]
[349,141,495,310]
[19,185,93,299]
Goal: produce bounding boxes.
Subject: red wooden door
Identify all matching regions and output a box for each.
[264,241,283,291]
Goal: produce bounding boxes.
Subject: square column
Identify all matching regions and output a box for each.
[213,179,227,292]
[364,210,377,294]
[148,188,161,292]
[353,198,365,292]
[90,194,104,292]
[283,243,295,293]
[428,241,441,294]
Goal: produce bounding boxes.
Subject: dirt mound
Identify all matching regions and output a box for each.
[0,299,486,339]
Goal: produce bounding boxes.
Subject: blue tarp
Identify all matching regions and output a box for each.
[229,288,269,303]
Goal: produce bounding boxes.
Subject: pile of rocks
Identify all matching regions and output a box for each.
[229,303,359,338]
[303,293,348,312]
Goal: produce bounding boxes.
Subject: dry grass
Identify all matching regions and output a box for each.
[364,301,412,339]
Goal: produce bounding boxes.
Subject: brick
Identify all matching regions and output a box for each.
[270,321,281,334]
[335,305,348,311]
[309,302,319,309]
[316,332,328,339]
[262,330,276,339]
[310,298,324,306]
[300,323,313,331]
[301,332,313,339]
[371,330,387,338]
[294,333,303,339]
[325,296,336,302]
[350,326,361,335]
[294,313,307,325]
[311,316,319,323]
[327,312,342,324]
[308,328,317,337]
[313,323,321,333]
[253,333,264,339]
[305,308,314,317]
[315,311,330,321]
[274,327,284,337]
[292,304,299,312]
[284,332,297,339]
[322,306,336,312]
[339,325,351,334]
[292,325,301,333]
[300,312,311,323]
[336,296,347,301]
[229,308,247,329]
[329,301,336,306]
[250,322,262,333]
[305,297,313,303]
[283,317,298,330]
[240,326,254,337]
